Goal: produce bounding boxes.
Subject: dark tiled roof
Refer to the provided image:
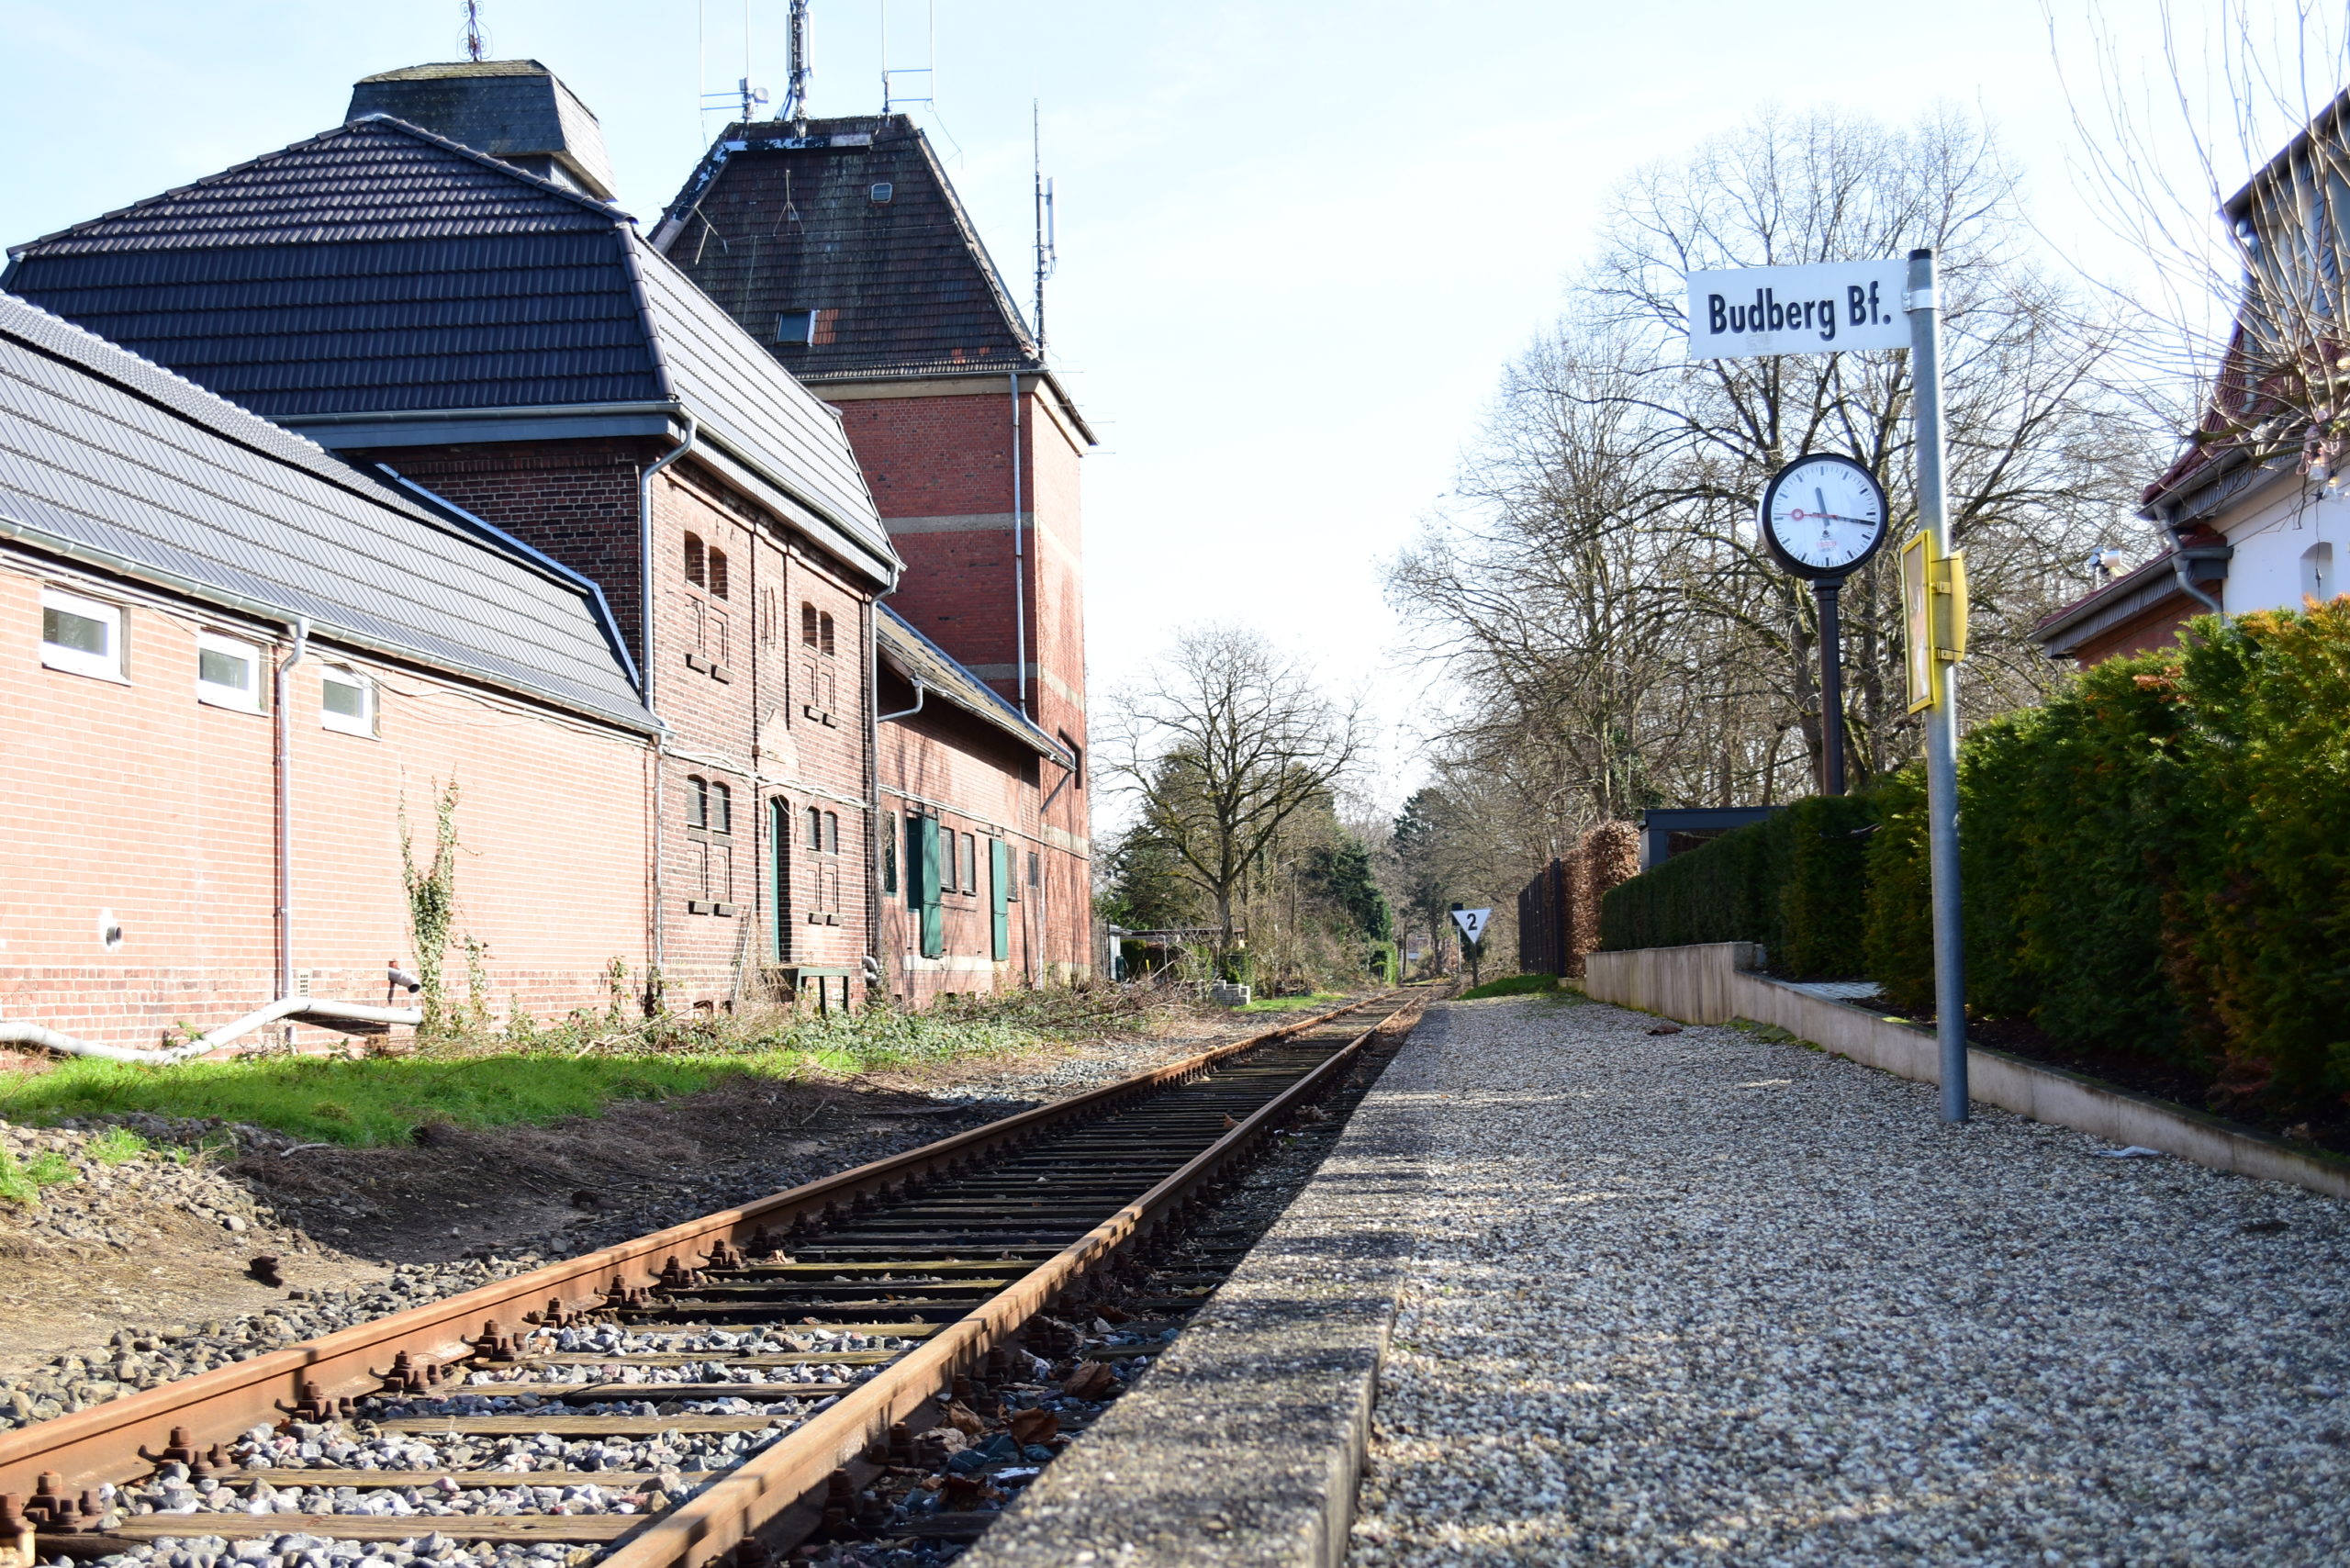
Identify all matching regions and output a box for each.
[653,115,1039,381]
[0,291,651,729]
[349,59,617,201]
[878,606,1068,765]
[3,116,892,573]
[3,118,655,416]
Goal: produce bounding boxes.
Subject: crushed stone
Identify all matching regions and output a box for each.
[1348,997,2350,1566]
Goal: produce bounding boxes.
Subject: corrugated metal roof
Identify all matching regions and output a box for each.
[3,116,892,574]
[0,291,652,730]
[878,605,1069,765]
[653,115,1041,380]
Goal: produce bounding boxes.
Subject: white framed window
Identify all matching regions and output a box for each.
[39,588,126,682]
[195,631,263,712]
[319,665,376,736]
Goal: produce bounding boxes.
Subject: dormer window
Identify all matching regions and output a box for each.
[869,183,894,204]
[776,308,819,346]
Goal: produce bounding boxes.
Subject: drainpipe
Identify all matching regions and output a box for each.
[1010,372,1029,717]
[641,412,699,989]
[2156,502,2230,621]
[1033,757,1077,988]
[274,617,312,1001]
[877,678,926,723]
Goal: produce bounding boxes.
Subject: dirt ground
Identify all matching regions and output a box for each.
[0,1011,1285,1382]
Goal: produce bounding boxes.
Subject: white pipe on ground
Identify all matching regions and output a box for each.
[0,1000,425,1065]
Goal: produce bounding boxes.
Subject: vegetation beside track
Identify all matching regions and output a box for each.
[0,985,1188,1148]
[1457,973,1570,1000]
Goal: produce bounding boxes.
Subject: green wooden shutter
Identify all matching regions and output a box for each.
[917,815,945,958]
[768,797,789,964]
[990,837,1011,961]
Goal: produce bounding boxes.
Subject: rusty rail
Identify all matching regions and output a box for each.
[0,990,1416,1551]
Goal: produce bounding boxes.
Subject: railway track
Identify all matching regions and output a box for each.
[0,991,1427,1568]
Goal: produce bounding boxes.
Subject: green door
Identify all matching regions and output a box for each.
[914,814,945,958]
[990,837,1011,961]
[768,797,789,963]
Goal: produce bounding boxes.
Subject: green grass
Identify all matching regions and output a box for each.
[0,1145,83,1206]
[1458,973,1565,1000]
[1239,991,1348,1014]
[84,1126,151,1163]
[0,986,1171,1148]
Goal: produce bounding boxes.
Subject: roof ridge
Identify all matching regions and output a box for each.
[6,114,628,262]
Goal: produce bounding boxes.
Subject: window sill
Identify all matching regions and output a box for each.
[320,719,379,739]
[686,652,710,673]
[40,655,129,685]
[711,664,733,684]
[197,689,265,715]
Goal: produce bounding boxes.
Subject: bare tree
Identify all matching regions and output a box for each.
[1388,106,2164,891]
[2055,3,2350,482]
[1102,626,1365,969]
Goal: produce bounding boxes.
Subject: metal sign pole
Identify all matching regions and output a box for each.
[1813,577,1846,795]
[1906,247,1968,1123]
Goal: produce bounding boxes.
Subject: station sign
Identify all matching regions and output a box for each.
[1686,259,1912,360]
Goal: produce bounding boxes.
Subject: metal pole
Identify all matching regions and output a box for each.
[1907,248,1968,1124]
[1814,577,1846,796]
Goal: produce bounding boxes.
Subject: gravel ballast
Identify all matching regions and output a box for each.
[1350,996,2350,1566]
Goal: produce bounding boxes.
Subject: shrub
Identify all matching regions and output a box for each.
[1859,600,2350,1113]
[1598,793,1874,979]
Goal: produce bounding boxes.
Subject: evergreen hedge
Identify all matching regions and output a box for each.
[1596,794,1875,979]
[1606,601,2350,1114]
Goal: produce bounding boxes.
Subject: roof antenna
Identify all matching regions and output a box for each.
[461,0,487,62]
[781,0,811,134]
[1033,101,1057,359]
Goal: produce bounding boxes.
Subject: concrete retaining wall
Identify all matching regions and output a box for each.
[1585,942,2350,1200]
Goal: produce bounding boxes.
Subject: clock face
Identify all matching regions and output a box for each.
[1760,454,1889,579]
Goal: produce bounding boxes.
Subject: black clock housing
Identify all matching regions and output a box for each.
[1758,454,1891,581]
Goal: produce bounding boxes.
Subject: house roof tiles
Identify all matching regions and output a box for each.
[0,290,652,729]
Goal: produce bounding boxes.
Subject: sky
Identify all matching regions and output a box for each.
[0,1,2319,815]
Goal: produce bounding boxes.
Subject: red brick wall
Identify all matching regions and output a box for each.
[648,463,876,1009]
[353,439,649,666]
[0,560,650,1051]
[831,386,1094,984]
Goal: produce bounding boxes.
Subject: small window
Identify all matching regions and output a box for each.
[711,781,733,835]
[319,666,375,736]
[39,588,124,682]
[807,803,823,852]
[801,601,820,647]
[684,533,706,589]
[2303,541,2335,602]
[959,832,977,895]
[1059,734,1084,789]
[819,611,836,656]
[1028,851,1040,888]
[883,812,900,894]
[708,547,731,600]
[761,588,778,647]
[196,632,262,712]
[776,308,819,346]
[869,182,894,204]
[824,810,839,855]
[687,776,709,830]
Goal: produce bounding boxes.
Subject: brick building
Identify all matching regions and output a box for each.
[2,61,1098,1028]
[653,113,1096,992]
[0,292,655,1048]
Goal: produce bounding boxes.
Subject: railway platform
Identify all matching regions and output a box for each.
[969,994,2350,1566]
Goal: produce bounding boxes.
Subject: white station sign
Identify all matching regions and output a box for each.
[1686,259,1911,360]
[1450,908,1493,945]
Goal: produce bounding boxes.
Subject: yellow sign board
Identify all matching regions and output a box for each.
[1900,532,1968,712]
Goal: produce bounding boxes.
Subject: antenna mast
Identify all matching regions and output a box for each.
[781,0,812,131]
[1033,101,1057,358]
[462,0,487,62]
